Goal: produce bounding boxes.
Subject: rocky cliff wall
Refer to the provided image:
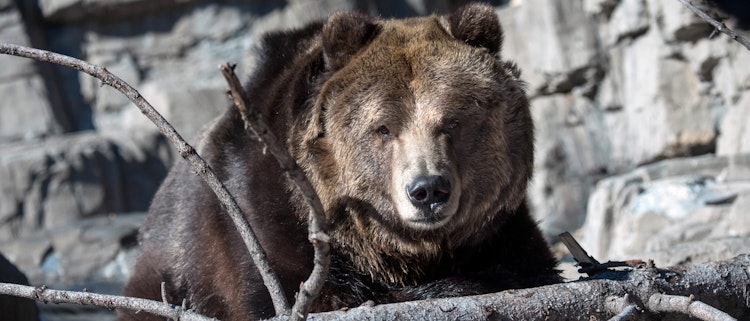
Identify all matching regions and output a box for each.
[0,0,748,319]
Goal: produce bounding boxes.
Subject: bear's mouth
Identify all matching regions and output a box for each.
[404,205,453,229]
[410,213,445,224]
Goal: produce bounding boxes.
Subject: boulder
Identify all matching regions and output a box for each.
[0,213,144,321]
[0,213,144,292]
[604,0,650,45]
[580,153,750,266]
[0,130,170,241]
[718,91,750,155]
[498,0,600,95]
[582,0,619,17]
[602,30,715,170]
[38,0,203,22]
[651,0,713,42]
[0,7,62,142]
[528,93,609,241]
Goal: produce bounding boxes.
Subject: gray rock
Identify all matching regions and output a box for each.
[651,0,712,42]
[580,154,750,262]
[528,93,609,241]
[605,0,649,44]
[0,76,60,142]
[81,53,141,130]
[683,38,728,82]
[640,237,750,268]
[0,9,62,142]
[0,213,144,291]
[498,0,599,95]
[0,11,34,80]
[582,0,620,17]
[712,43,750,106]
[602,30,715,170]
[0,131,170,241]
[120,84,231,145]
[718,91,750,155]
[38,0,203,22]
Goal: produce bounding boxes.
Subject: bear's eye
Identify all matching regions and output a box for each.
[377,125,392,136]
[445,119,460,130]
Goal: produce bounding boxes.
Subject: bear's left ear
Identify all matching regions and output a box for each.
[448,3,503,55]
[322,11,380,70]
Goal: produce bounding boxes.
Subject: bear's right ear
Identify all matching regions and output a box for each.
[322,11,380,70]
[448,3,503,55]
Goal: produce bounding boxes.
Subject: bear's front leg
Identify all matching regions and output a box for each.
[387,271,521,302]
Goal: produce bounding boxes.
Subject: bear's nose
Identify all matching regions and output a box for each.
[406,175,451,209]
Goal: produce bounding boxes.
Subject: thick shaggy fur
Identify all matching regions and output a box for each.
[119,4,561,321]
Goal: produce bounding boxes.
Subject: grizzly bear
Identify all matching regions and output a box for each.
[118,3,560,321]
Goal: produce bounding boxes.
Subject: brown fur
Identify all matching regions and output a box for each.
[118,4,560,321]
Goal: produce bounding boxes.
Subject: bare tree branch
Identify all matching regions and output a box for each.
[265,254,749,321]
[219,63,331,321]
[0,43,290,316]
[0,283,217,321]
[648,294,737,321]
[677,0,750,50]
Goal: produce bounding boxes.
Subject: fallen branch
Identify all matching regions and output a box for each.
[0,283,217,321]
[648,294,737,321]
[3,254,746,321]
[263,254,749,321]
[219,63,331,321]
[0,43,289,316]
[677,0,750,50]
[605,293,739,321]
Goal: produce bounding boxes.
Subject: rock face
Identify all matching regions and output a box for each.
[499,0,750,242]
[0,0,748,319]
[0,130,171,241]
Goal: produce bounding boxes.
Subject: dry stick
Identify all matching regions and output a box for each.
[605,295,641,321]
[0,43,290,315]
[607,305,639,321]
[219,63,331,321]
[648,294,737,321]
[0,283,217,321]
[677,0,750,50]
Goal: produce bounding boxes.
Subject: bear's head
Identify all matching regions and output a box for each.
[295,3,532,255]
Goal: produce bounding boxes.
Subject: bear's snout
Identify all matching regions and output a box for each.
[406,175,451,211]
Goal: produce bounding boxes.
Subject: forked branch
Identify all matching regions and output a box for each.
[0,283,217,321]
[0,43,290,316]
[219,63,331,321]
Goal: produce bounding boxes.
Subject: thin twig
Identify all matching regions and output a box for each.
[220,63,331,321]
[677,0,750,50]
[648,293,737,321]
[0,43,290,316]
[0,283,217,321]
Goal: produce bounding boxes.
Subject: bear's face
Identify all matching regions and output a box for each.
[300,4,533,246]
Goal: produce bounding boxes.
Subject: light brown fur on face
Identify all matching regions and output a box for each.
[295,11,535,285]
